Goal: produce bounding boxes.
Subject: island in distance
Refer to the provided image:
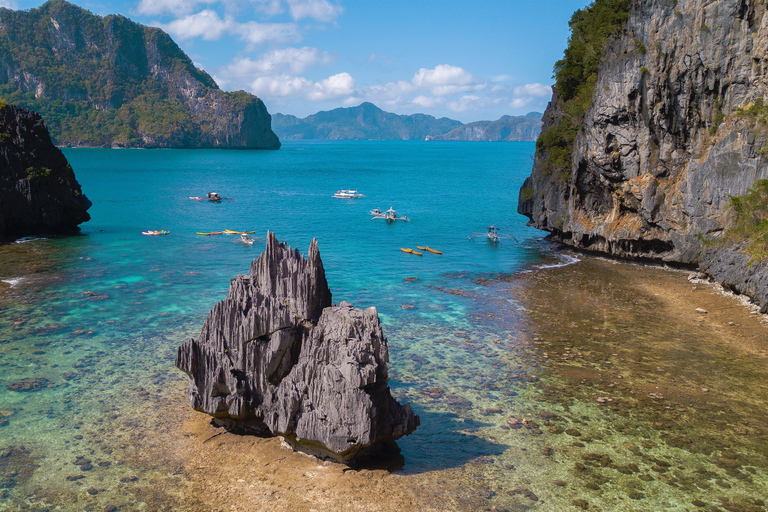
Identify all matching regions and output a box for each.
[0,0,280,149]
[272,102,542,141]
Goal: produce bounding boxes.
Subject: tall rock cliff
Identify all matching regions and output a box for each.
[0,0,280,149]
[0,102,90,239]
[176,233,419,463]
[519,0,768,312]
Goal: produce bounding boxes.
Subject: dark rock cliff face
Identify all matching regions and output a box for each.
[0,103,90,239]
[176,233,419,463]
[519,0,768,312]
[0,0,280,149]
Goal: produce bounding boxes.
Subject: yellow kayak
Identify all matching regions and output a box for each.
[197,232,223,236]
[417,246,426,251]
[224,229,255,235]
[412,250,423,256]
[401,248,413,253]
[425,246,442,254]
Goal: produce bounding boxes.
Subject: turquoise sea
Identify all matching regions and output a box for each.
[1,141,767,511]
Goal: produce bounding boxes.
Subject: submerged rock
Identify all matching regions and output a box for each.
[176,232,418,463]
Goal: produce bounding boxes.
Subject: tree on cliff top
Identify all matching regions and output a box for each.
[537,0,631,178]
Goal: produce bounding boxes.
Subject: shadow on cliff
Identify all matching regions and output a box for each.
[394,407,508,475]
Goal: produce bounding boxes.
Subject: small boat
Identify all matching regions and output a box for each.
[190,192,234,202]
[370,207,382,216]
[196,232,223,236]
[238,234,256,245]
[425,246,442,254]
[224,229,256,235]
[486,225,500,243]
[372,207,409,222]
[333,189,365,199]
[470,225,503,243]
[142,230,169,236]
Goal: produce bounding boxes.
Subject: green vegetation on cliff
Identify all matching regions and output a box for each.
[536,0,631,178]
[726,179,768,263]
[0,0,279,148]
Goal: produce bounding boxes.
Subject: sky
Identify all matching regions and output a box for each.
[3,0,590,122]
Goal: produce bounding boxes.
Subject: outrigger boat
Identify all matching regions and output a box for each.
[237,234,256,245]
[333,189,365,199]
[372,207,409,222]
[486,225,500,243]
[189,192,234,202]
[142,230,170,236]
[469,225,514,244]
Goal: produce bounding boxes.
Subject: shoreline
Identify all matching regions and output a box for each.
[128,252,768,511]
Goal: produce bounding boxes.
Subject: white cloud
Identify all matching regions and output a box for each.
[229,47,332,76]
[513,83,551,97]
[411,95,440,108]
[287,0,343,22]
[492,74,512,83]
[412,64,485,96]
[448,95,482,112]
[253,0,284,17]
[509,83,551,109]
[161,9,230,40]
[159,10,299,44]
[137,0,198,16]
[238,21,301,45]
[250,72,355,101]
[0,0,17,8]
[308,72,355,100]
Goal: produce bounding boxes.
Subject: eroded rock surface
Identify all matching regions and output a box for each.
[519,0,768,312]
[176,233,418,463]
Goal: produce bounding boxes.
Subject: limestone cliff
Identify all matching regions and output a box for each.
[0,102,90,239]
[0,0,280,149]
[176,233,418,463]
[519,0,768,312]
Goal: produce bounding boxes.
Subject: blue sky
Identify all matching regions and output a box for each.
[4,0,590,122]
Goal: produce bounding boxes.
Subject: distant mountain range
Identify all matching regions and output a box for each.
[0,0,279,149]
[273,103,542,142]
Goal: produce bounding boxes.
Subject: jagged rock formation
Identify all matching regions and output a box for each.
[429,112,543,142]
[0,0,280,149]
[176,233,418,463]
[0,102,90,239]
[519,0,768,312]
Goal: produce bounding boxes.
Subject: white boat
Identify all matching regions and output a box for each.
[333,189,365,199]
[369,207,382,216]
[486,225,500,243]
[372,207,409,222]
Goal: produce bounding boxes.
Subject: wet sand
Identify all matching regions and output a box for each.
[119,255,768,512]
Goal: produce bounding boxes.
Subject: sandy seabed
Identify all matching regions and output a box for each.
[121,255,768,512]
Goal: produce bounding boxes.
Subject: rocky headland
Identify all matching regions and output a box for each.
[0,0,280,149]
[0,102,90,239]
[518,0,768,312]
[176,232,418,463]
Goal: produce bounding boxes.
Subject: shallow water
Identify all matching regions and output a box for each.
[1,142,767,511]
